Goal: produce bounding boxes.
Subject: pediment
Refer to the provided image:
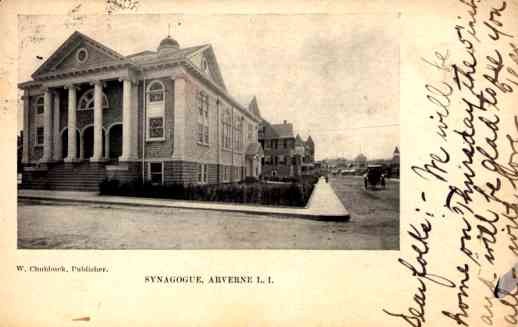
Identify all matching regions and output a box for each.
[32,31,126,79]
[186,46,227,91]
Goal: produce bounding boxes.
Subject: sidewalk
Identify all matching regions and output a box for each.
[18,178,350,221]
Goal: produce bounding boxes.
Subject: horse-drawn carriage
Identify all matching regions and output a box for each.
[363,165,386,190]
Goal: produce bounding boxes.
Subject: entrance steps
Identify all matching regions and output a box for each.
[21,161,107,191]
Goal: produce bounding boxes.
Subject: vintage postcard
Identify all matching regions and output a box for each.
[1,0,517,326]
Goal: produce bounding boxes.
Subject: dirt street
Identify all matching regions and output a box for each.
[17,176,399,249]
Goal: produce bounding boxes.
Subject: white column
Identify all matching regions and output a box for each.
[52,91,61,161]
[41,89,53,162]
[119,78,137,161]
[91,80,104,161]
[64,85,77,162]
[172,76,186,160]
[22,92,30,164]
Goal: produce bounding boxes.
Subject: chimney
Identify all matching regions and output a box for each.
[283,120,287,124]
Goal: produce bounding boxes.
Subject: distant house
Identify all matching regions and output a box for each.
[259,120,295,177]
[391,146,400,178]
[258,120,315,177]
[296,134,316,175]
[392,146,400,164]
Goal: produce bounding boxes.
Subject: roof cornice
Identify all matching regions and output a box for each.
[32,31,128,79]
[33,61,137,81]
[181,60,261,123]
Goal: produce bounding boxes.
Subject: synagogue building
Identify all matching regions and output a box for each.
[19,31,264,190]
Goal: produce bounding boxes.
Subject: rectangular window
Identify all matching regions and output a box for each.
[149,92,163,102]
[273,140,278,149]
[222,108,232,150]
[197,91,209,145]
[283,139,288,148]
[198,164,209,184]
[248,123,253,142]
[148,162,163,185]
[197,122,204,143]
[149,117,164,138]
[233,116,243,151]
[36,127,44,146]
[223,166,230,182]
[265,140,270,149]
[279,155,285,165]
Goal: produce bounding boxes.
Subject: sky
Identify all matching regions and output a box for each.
[18,14,400,161]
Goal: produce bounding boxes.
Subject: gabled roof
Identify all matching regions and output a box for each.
[260,121,294,139]
[22,31,261,122]
[32,31,127,79]
[130,44,228,91]
[295,134,304,146]
[245,142,264,156]
[306,135,314,146]
[126,50,156,59]
[248,96,261,117]
[272,124,293,139]
[128,45,207,65]
[198,46,227,91]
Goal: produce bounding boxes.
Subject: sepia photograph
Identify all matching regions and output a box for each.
[3,1,518,326]
[16,14,400,250]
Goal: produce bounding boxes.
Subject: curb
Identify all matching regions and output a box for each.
[18,195,350,222]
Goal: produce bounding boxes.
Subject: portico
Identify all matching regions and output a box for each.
[33,76,138,165]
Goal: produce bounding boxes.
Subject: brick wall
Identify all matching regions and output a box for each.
[105,161,142,183]
[208,163,218,184]
[144,77,175,159]
[145,160,221,185]
[164,160,198,184]
[178,78,256,183]
[183,79,218,164]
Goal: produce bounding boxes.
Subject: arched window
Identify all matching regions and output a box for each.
[34,96,44,114]
[148,80,165,103]
[146,80,165,140]
[77,89,109,111]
